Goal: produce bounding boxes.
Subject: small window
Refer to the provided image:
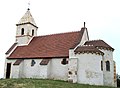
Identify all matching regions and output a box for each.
[31,60,36,66]
[101,61,103,71]
[106,61,110,71]
[61,58,68,65]
[32,30,34,36]
[21,28,24,35]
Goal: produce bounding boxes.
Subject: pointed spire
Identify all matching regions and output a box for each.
[27,8,30,11]
[16,9,37,28]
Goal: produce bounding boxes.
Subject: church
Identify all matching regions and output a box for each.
[4,8,117,87]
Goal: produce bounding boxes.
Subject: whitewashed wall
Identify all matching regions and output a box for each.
[100,49,114,86]
[68,58,77,83]
[4,59,24,78]
[5,58,69,80]
[4,59,8,78]
[47,60,51,78]
[16,24,37,45]
[76,53,103,85]
[11,65,19,78]
[22,59,48,78]
[78,28,89,46]
[19,61,24,78]
[49,58,68,81]
[4,59,16,78]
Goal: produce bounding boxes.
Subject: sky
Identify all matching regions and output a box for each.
[0,0,120,78]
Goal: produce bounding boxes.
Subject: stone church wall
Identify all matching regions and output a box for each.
[76,53,103,85]
[100,49,115,86]
[68,58,77,83]
[4,59,16,78]
[22,59,48,78]
[16,24,37,45]
[48,58,68,81]
[4,58,68,80]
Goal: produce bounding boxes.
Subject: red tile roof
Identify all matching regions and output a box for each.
[13,59,23,65]
[74,46,104,55]
[74,40,114,55]
[7,29,85,59]
[5,43,17,54]
[84,40,114,51]
[40,59,51,65]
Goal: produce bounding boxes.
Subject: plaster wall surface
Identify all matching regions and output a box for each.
[100,49,114,86]
[5,58,69,80]
[79,29,89,46]
[4,59,16,78]
[19,61,24,78]
[47,60,51,78]
[49,58,68,81]
[76,53,103,85]
[69,49,76,58]
[16,24,37,36]
[16,24,37,45]
[4,59,8,78]
[22,59,48,78]
[16,36,31,45]
[11,65,19,78]
[68,58,77,83]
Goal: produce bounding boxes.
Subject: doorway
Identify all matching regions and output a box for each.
[6,63,11,78]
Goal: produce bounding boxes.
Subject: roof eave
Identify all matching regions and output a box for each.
[16,22,38,28]
[7,56,69,59]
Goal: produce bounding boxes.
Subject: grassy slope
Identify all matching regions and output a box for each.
[0,79,116,88]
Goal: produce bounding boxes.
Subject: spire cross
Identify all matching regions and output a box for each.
[28,1,30,10]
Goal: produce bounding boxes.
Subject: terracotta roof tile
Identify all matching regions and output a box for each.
[40,59,50,65]
[84,40,114,51]
[5,43,17,54]
[13,59,23,65]
[74,46,104,55]
[7,29,85,59]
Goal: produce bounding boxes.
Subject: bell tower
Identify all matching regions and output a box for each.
[16,8,38,45]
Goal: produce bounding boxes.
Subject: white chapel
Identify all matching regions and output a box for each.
[4,9,117,87]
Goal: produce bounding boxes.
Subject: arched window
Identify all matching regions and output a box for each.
[21,28,24,35]
[31,60,36,66]
[106,61,110,71]
[61,58,68,65]
[32,30,34,36]
[101,61,103,71]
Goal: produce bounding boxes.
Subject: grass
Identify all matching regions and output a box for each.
[0,78,117,88]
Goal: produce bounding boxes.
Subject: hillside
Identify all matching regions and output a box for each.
[0,79,117,88]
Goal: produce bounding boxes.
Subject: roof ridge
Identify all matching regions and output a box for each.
[34,30,81,38]
[80,45,94,46]
[85,39,114,51]
[87,39,102,42]
[74,45,104,56]
[17,9,37,26]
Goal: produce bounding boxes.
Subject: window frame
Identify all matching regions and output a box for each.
[32,29,34,36]
[31,59,36,66]
[101,61,103,71]
[106,61,110,71]
[61,58,68,65]
[21,28,24,35]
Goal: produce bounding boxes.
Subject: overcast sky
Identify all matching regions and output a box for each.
[0,0,120,78]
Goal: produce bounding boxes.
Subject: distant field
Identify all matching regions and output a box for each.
[0,78,118,88]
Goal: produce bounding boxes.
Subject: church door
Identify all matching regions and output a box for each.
[6,63,11,78]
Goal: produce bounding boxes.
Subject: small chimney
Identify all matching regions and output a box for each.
[84,22,86,28]
[81,22,86,29]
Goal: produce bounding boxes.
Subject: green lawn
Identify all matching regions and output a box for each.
[0,78,117,88]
